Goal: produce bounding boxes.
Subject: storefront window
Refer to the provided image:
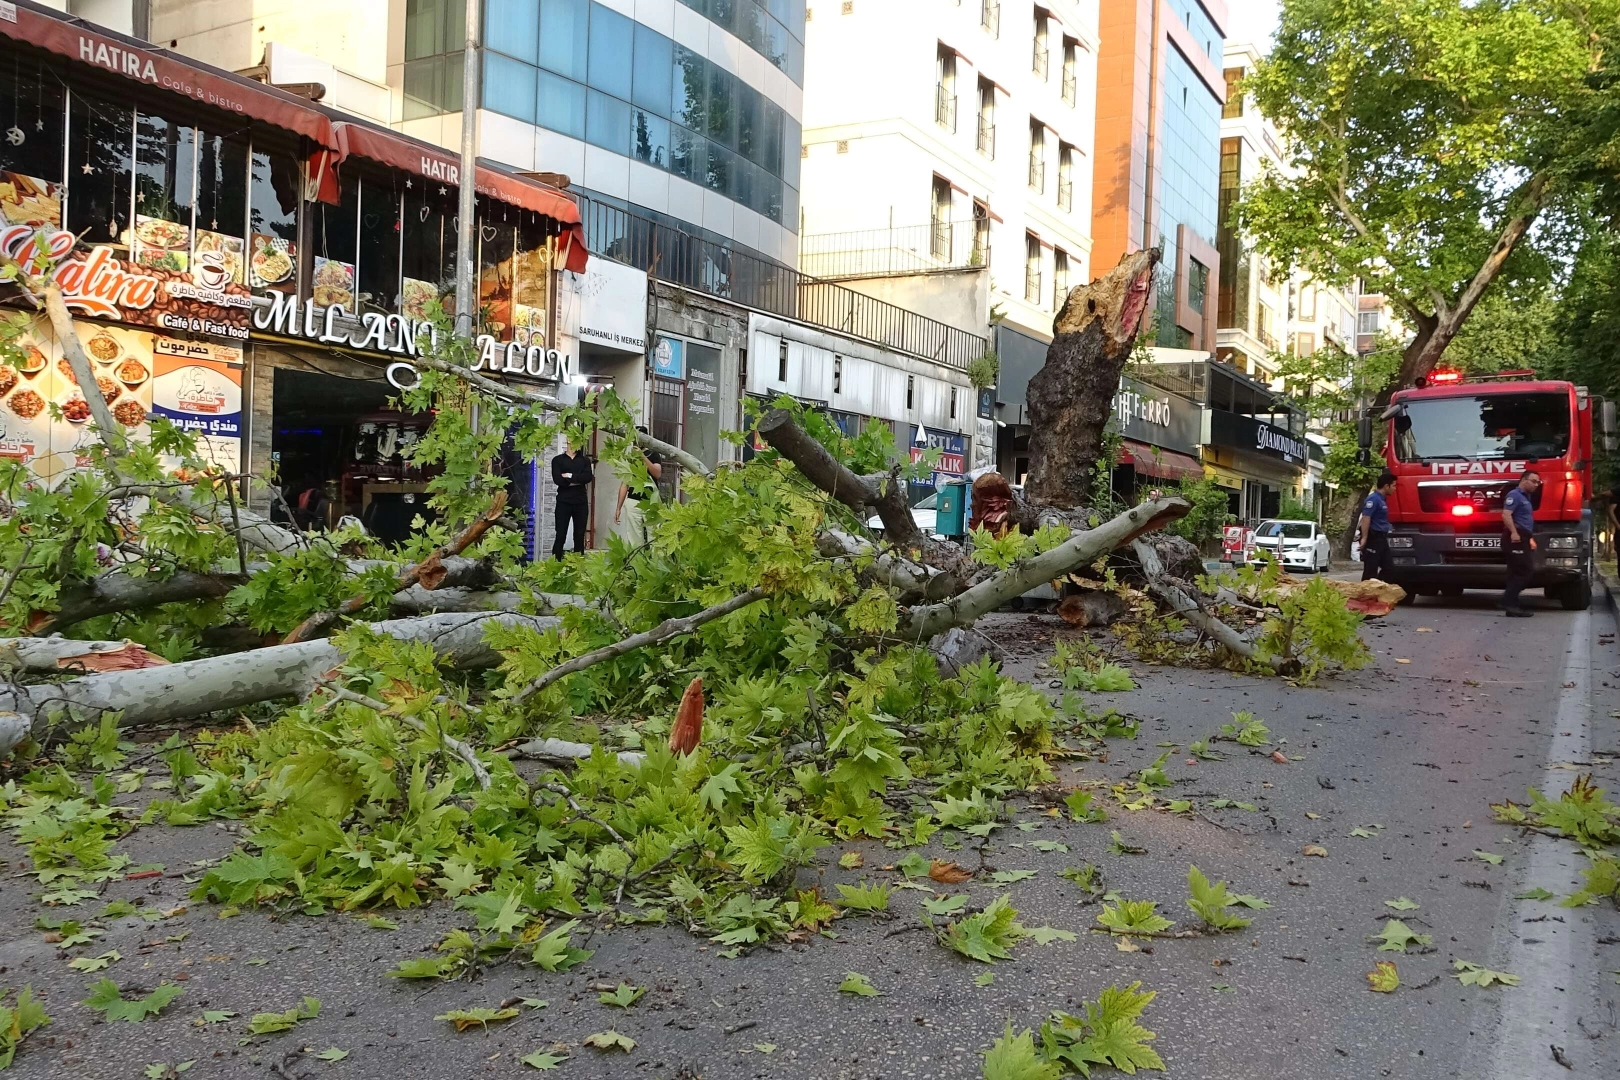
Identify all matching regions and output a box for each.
[194,130,249,284]
[248,146,299,294]
[512,214,551,346]
[311,174,359,309]
[132,111,195,272]
[357,179,403,315]
[402,184,456,319]
[66,95,132,247]
[477,204,515,340]
[0,75,66,219]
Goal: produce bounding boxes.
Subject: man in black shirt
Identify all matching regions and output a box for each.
[615,425,664,546]
[551,439,594,559]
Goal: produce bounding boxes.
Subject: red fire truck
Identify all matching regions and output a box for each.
[1368,370,1612,609]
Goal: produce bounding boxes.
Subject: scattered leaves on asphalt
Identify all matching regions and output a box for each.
[597,983,646,1009]
[1452,961,1519,987]
[839,972,879,996]
[82,980,183,1023]
[436,1006,520,1031]
[1366,961,1401,993]
[248,996,321,1035]
[520,1051,567,1070]
[1370,920,1432,953]
[1384,897,1421,911]
[1473,849,1504,865]
[1303,845,1329,857]
[583,1030,636,1052]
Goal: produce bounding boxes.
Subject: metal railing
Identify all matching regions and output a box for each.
[1032,43,1049,79]
[798,219,988,279]
[1025,266,1042,303]
[1062,71,1076,104]
[981,0,1000,35]
[977,115,996,157]
[935,86,957,131]
[575,194,986,370]
[1028,155,1045,191]
[1057,177,1072,211]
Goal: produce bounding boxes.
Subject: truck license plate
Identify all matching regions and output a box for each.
[1456,537,1499,550]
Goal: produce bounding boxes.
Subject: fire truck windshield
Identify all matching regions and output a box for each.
[1393,393,1570,463]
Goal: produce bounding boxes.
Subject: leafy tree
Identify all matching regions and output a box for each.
[1238,0,1615,397]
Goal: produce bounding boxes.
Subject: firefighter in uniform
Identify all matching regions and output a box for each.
[1500,470,1541,617]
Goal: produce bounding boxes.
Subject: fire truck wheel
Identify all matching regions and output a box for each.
[1397,590,1417,606]
[1440,585,1464,597]
[1555,579,1592,611]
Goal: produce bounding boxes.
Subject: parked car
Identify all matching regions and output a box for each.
[1249,519,1332,573]
[866,491,940,539]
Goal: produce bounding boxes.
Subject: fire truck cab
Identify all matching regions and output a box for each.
[1376,373,1605,610]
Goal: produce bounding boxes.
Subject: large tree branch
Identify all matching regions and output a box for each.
[814,530,960,602]
[511,587,767,704]
[1129,539,1283,672]
[755,409,924,548]
[0,610,555,748]
[898,497,1188,640]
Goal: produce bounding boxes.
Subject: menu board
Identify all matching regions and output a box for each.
[132,215,192,273]
[0,172,62,228]
[0,315,239,484]
[249,234,296,293]
[312,256,356,308]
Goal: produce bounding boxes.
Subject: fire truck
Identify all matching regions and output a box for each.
[1363,370,1614,609]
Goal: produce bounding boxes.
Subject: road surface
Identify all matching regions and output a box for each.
[3,589,1617,1079]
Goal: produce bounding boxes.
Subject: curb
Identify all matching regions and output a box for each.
[1598,570,1620,636]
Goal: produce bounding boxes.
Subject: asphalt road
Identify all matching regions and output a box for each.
[3,590,1618,1080]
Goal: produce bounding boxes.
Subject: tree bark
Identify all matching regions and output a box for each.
[814,530,960,602]
[1130,539,1282,672]
[1024,247,1160,507]
[756,409,925,549]
[899,496,1187,640]
[0,610,557,750]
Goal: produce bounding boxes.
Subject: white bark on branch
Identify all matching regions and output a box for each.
[898,497,1189,640]
[506,737,645,769]
[815,530,959,602]
[1129,539,1281,672]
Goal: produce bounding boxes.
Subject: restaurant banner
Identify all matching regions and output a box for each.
[151,339,243,474]
[1,225,254,340]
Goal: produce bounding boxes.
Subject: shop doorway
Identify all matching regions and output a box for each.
[270,368,439,546]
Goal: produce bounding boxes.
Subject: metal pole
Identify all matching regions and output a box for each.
[453,0,482,342]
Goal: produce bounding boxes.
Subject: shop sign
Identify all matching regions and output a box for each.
[1111,375,1201,454]
[574,258,648,354]
[251,291,572,383]
[653,337,685,379]
[683,342,722,474]
[151,339,243,448]
[1,225,253,340]
[1207,408,1308,466]
[910,429,967,489]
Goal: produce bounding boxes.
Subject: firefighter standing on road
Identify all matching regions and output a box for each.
[1501,470,1541,618]
[1358,472,1397,583]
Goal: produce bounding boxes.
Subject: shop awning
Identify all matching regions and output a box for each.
[1119,440,1204,482]
[329,122,587,271]
[6,1,337,149]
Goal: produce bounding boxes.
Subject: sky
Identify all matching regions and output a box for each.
[1226,0,1282,52]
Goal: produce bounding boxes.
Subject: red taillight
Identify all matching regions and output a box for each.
[1451,504,1474,517]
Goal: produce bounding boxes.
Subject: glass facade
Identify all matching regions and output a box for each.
[1153,45,1221,346]
[406,0,801,229]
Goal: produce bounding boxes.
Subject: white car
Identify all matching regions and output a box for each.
[1249,519,1332,573]
[866,491,941,539]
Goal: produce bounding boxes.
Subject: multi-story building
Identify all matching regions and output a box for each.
[795,0,1099,475]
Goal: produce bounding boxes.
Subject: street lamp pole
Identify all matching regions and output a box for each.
[453,0,483,342]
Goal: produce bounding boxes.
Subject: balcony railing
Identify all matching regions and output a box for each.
[1028,156,1045,191]
[1057,177,1072,211]
[981,0,1000,36]
[577,195,988,371]
[977,115,995,157]
[935,86,957,132]
[1025,266,1043,303]
[1032,43,1049,79]
[1062,71,1076,104]
[799,220,990,281]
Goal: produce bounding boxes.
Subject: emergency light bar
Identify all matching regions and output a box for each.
[1429,369,1464,384]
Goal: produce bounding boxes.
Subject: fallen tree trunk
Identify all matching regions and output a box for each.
[756,409,925,550]
[900,496,1188,640]
[1130,538,1282,672]
[0,610,558,750]
[1024,247,1159,507]
[814,530,960,603]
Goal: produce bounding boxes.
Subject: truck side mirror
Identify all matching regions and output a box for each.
[1356,414,1372,451]
[1603,399,1618,453]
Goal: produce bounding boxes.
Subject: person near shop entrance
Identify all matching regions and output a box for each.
[615,426,664,547]
[551,439,595,559]
[1358,472,1396,582]
[1501,470,1541,618]
[291,480,330,532]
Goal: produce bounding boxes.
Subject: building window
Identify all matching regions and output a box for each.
[906,374,916,409]
[972,200,990,266]
[1061,38,1078,105]
[1217,136,1244,330]
[66,94,133,246]
[1258,303,1276,349]
[931,175,954,259]
[1187,259,1209,316]
[1057,143,1074,211]
[1359,311,1380,334]
[833,355,843,394]
[1299,283,1317,320]
[652,376,685,459]
[982,0,1000,37]
[1295,332,1316,357]
[950,386,958,419]
[977,79,996,158]
[1027,120,1045,191]
[1053,247,1069,308]
[1032,8,1049,80]
[936,46,958,131]
[778,337,789,381]
[1025,233,1042,302]
[1223,66,1245,119]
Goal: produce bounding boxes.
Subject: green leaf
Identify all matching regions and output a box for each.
[432,858,482,898]
[247,996,321,1035]
[1096,899,1172,936]
[943,894,1028,963]
[834,881,891,912]
[1025,926,1078,946]
[1383,897,1421,911]
[1366,961,1400,993]
[1219,712,1270,746]
[1513,887,1555,902]
[582,1030,636,1052]
[387,956,458,980]
[894,852,932,878]
[530,919,594,972]
[975,972,995,987]
[838,971,880,997]
[1370,919,1431,953]
[365,916,399,930]
[1039,983,1163,1076]
[1229,894,1271,909]
[838,851,863,870]
[83,980,183,1023]
[1029,839,1069,853]
[922,893,968,917]
[435,1006,520,1032]
[199,1009,237,1024]
[1452,960,1519,988]
[1063,789,1107,823]
[315,1048,349,1062]
[1109,830,1146,855]
[753,1042,777,1053]
[982,1024,1062,1080]
[989,869,1037,886]
[521,1052,568,1069]
[597,983,646,1009]
[67,950,121,972]
[1472,849,1504,865]
[1186,865,1252,932]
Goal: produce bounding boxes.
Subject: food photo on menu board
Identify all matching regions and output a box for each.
[312,257,356,308]
[402,278,438,320]
[0,171,62,227]
[249,234,296,292]
[133,215,191,273]
[193,230,245,286]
